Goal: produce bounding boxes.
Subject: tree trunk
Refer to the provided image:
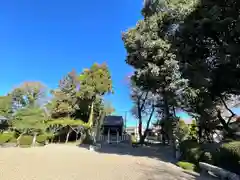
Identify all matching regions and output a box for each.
[65,129,72,143]
[17,133,24,147]
[162,93,176,158]
[139,105,155,145]
[32,133,37,147]
[88,102,94,128]
[75,133,78,142]
[217,110,234,137]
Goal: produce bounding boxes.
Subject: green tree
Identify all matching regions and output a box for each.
[50,70,78,119]
[172,0,240,138]
[11,81,47,110]
[122,0,189,154]
[12,107,47,146]
[188,120,197,141]
[78,63,113,127]
[176,119,189,142]
[0,95,13,117]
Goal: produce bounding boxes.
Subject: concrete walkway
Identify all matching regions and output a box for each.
[0,144,215,180]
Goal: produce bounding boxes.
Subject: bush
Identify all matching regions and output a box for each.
[212,141,240,174]
[0,132,15,144]
[19,135,33,146]
[177,161,196,171]
[131,135,137,143]
[200,151,213,164]
[179,140,203,164]
[36,135,47,144]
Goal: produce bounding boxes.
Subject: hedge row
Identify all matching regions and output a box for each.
[0,133,48,146]
[179,140,240,174]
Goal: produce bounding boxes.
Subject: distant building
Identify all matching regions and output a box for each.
[125,126,138,135]
[0,115,8,123]
[0,115,9,131]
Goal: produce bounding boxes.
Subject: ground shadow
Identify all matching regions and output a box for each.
[77,142,218,180]
[78,142,176,164]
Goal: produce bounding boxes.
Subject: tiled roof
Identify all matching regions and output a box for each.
[0,115,7,120]
[103,116,123,126]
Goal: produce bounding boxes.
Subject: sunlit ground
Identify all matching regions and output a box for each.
[0,144,213,180]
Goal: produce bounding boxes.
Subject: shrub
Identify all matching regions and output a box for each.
[131,135,137,143]
[200,151,213,164]
[179,140,203,164]
[0,132,15,144]
[36,135,47,144]
[19,135,33,146]
[177,161,196,171]
[212,141,240,174]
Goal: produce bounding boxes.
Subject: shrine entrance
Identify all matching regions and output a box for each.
[98,127,130,144]
[97,115,130,144]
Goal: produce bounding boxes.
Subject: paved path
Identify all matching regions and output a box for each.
[0,144,215,180]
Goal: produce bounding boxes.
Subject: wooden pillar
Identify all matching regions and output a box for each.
[107,128,110,144]
[117,130,119,144]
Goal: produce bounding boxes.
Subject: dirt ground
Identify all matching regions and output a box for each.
[0,144,215,180]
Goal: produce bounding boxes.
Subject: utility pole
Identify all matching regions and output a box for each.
[124,111,127,131]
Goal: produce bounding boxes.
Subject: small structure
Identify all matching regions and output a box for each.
[0,115,8,123]
[0,115,9,131]
[98,115,130,144]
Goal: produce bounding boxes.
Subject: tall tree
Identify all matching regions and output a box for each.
[122,0,189,154]
[50,70,78,119]
[78,63,113,126]
[172,0,240,137]
[130,81,156,144]
[11,81,47,109]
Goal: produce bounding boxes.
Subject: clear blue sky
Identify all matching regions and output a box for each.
[0,1,239,127]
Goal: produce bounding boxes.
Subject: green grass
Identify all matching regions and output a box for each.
[176,161,196,171]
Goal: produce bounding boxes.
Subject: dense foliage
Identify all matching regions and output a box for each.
[0,63,114,146]
[123,0,240,147]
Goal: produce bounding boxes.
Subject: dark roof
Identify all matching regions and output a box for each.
[0,115,8,123]
[103,116,124,126]
[0,115,7,120]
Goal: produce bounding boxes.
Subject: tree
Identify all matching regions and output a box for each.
[78,63,113,134]
[122,0,188,154]
[172,0,240,138]
[48,64,113,144]
[103,101,115,115]
[0,95,13,117]
[11,81,47,109]
[176,119,189,142]
[46,118,89,143]
[130,81,155,144]
[12,107,47,146]
[50,70,78,119]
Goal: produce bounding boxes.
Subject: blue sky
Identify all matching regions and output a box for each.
[0,1,239,127]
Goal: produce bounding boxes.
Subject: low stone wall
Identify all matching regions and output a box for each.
[199,162,240,180]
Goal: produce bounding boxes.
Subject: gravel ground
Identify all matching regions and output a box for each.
[0,144,214,180]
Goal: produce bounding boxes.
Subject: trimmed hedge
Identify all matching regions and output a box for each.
[180,140,240,175]
[19,135,33,145]
[0,132,15,144]
[179,140,203,164]
[177,161,196,171]
[0,132,48,146]
[212,141,240,174]
[36,135,48,144]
